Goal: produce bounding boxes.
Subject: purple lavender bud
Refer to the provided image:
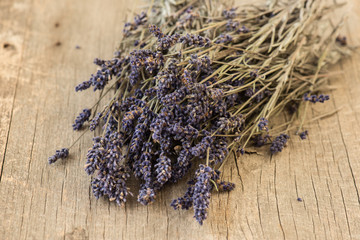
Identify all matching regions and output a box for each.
[303,93,330,103]
[179,34,211,47]
[89,113,102,131]
[176,6,199,29]
[85,137,105,175]
[336,35,347,46]
[216,115,244,133]
[72,109,91,131]
[192,164,215,225]
[215,34,233,44]
[154,154,172,188]
[122,106,143,132]
[270,134,290,154]
[149,25,165,39]
[299,130,308,140]
[48,148,69,164]
[236,25,250,34]
[123,12,147,37]
[253,134,270,147]
[217,181,235,191]
[137,184,156,205]
[75,80,92,92]
[77,57,126,92]
[134,12,147,26]
[171,183,194,210]
[226,20,240,32]
[208,139,228,165]
[135,151,152,180]
[190,136,213,157]
[237,148,245,155]
[91,165,130,206]
[222,8,237,19]
[189,55,212,74]
[93,58,105,66]
[258,118,269,131]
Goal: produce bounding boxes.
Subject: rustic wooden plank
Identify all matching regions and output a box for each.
[0,0,360,239]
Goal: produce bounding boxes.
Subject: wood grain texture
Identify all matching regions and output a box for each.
[0,0,360,239]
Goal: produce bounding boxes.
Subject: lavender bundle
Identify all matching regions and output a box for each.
[48,0,351,225]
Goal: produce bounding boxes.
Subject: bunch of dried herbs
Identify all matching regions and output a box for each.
[48,0,352,225]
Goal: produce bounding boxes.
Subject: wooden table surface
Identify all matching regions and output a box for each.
[1,0,360,239]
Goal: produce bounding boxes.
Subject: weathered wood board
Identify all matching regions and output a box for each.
[1,0,360,239]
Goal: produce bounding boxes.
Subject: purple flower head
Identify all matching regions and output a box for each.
[171,181,195,210]
[303,93,330,103]
[157,33,180,51]
[134,12,147,26]
[336,35,347,46]
[176,6,199,29]
[154,154,172,188]
[222,8,237,19]
[179,34,211,47]
[188,54,213,76]
[236,25,250,34]
[91,165,130,206]
[226,20,240,32]
[149,25,165,39]
[258,118,269,131]
[123,12,147,37]
[270,134,290,154]
[76,57,126,92]
[192,164,216,225]
[137,184,156,205]
[89,112,102,131]
[75,80,91,92]
[48,148,69,164]
[217,181,235,191]
[122,106,143,132]
[85,137,105,175]
[299,130,308,140]
[73,108,91,131]
[216,115,244,133]
[215,34,233,44]
[253,134,270,147]
[190,136,213,157]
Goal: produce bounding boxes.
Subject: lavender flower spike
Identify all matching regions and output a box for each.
[270,134,289,154]
[73,108,91,131]
[193,164,214,225]
[48,148,69,164]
